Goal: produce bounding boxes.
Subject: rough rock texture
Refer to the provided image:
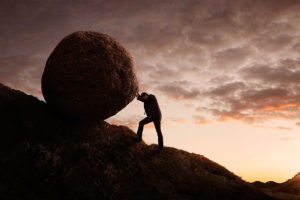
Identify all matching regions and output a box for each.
[42,31,138,120]
[0,83,274,200]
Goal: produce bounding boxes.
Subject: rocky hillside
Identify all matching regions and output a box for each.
[0,83,274,200]
[277,172,300,195]
[253,173,300,199]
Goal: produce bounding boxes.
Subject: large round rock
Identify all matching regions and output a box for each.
[42,31,138,120]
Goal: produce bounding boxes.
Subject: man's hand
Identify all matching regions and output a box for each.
[136,91,140,97]
[136,91,143,101]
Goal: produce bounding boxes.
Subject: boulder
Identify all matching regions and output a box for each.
[42,31,138,120]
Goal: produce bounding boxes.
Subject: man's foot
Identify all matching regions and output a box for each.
[158,145,163,150]
[137,137,142,143]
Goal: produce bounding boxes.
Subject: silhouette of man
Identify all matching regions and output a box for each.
[137,92,163,149]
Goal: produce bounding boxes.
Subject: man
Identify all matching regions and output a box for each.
[137,92,163,149]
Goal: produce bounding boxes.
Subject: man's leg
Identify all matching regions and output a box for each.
[154,119,163,148]
[137,117,153,142]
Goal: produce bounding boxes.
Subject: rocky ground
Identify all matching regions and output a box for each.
[0,83,275,200]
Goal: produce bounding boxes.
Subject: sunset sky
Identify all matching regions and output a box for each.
[1,0,300,182]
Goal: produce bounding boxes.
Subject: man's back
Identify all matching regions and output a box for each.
[140,94,161,119]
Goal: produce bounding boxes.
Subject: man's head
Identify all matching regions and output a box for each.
[141,92,149,100]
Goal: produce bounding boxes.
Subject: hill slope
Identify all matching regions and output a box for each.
[252,173,300,199]
[0,83,274,200]
[277,172,300,195]
[252,173,300,200]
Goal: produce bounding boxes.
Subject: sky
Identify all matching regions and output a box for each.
[1,0,300,182]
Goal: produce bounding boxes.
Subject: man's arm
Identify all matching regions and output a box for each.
[136,91,144,102]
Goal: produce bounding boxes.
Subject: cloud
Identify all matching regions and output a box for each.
[203,57,300,122]
[203,86,300,123]
[193,115,210,125]
[156,83,200,100]
[0,54,45,97]
[148,65,181,82]
[211,47,252,70]
[205,81,246,97]
[2,0,300,124]
[241,61,300,85]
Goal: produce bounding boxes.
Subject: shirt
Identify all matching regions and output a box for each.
[137,94,162,119]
